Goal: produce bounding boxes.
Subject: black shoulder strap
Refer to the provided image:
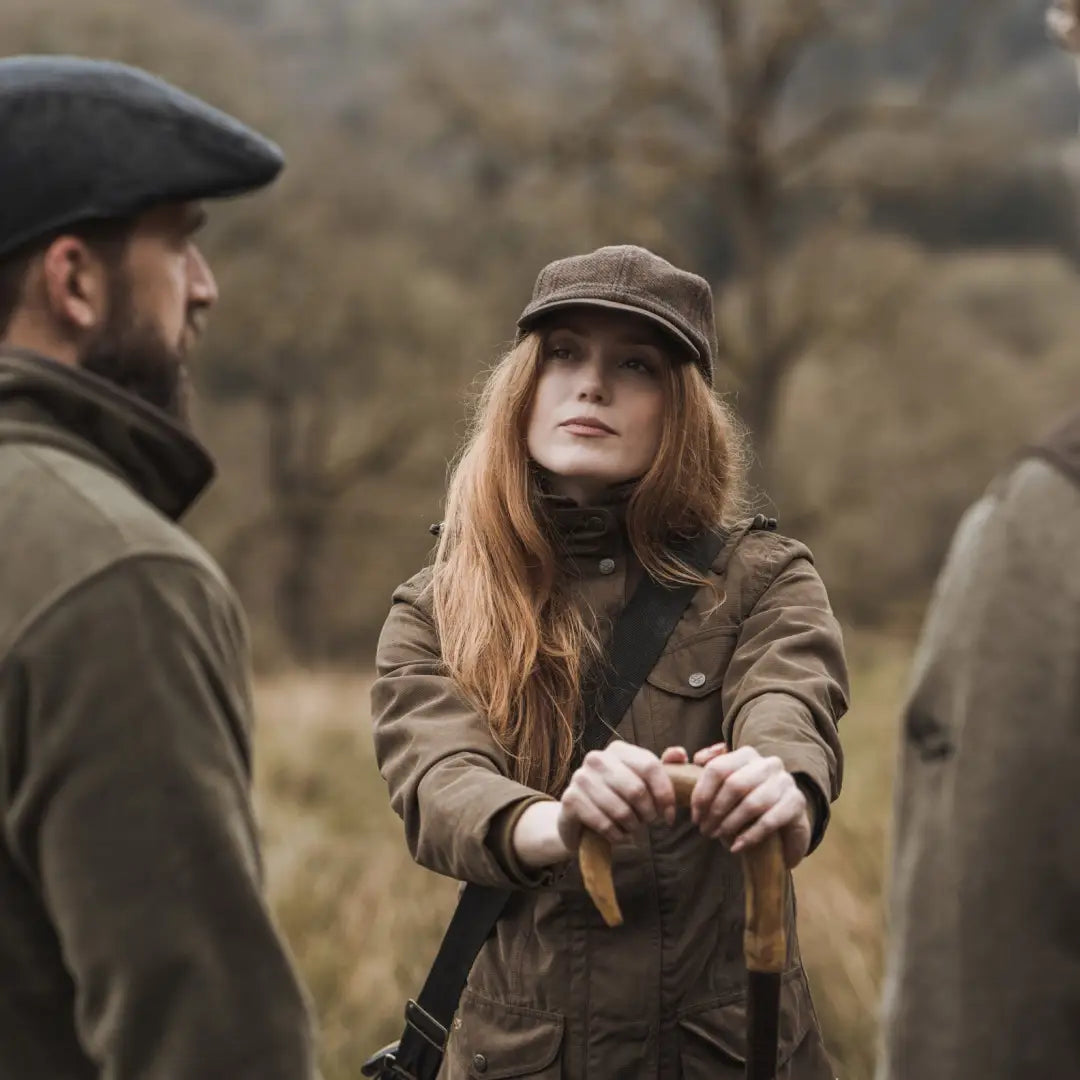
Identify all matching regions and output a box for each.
[579,527,730,757]
[373,527,729,1080]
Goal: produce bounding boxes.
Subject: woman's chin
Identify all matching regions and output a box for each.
[537,453,632,483]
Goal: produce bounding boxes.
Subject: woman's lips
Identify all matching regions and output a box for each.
[560,417,616,436]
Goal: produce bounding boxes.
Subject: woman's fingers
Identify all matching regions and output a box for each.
[604,742,678,826]
[691,742,728,767]
[566,776,641,842]
[660,745,689,765]
[714,769,793,843]
[698,756,783,837]
[559,807,624,847]
[691,748,812,866]
[562,742,811,863]
[561,744,677,842]
[729,786,811,869]
[689,746,764,827]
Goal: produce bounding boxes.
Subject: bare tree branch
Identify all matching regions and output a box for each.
[714,0,745,111]
[776,0,1010,181]
[753,0,828,112]
[777,99,936,177]
[314,420,416,500]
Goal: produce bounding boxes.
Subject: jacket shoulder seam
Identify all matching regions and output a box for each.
[716,528,810,619]
[391,565,437,622]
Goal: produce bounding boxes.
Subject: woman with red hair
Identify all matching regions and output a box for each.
[372,245,847,1079]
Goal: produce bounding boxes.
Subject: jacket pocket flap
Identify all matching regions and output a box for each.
[646,630,737,698]
[454,989,564,1078]
[677,969,815,1070]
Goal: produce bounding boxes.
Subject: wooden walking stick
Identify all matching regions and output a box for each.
[578,763,788,1080]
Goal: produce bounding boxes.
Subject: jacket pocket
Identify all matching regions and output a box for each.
[646,628,738,699]
[677,968,823,1080]
[441,988,564,1079]
[644,629,738,751]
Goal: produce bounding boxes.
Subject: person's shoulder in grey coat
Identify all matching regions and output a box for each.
[879,411,1080,1080]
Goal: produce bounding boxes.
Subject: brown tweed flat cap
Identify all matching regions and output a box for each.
[517,244,717,384]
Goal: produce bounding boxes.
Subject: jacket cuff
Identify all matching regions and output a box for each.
[730,698,836,852]
[730,696,837,801]
[793,773,830,854]
[485,794,560,888]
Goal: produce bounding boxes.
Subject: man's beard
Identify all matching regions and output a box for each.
[79,272,192,427]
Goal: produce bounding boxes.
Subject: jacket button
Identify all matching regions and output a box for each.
[598,558,616,575]
[586,515,604,530]
[472,1053,488,1073]
[688,671,707,688]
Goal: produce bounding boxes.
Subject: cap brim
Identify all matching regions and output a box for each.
[517,298,701,359]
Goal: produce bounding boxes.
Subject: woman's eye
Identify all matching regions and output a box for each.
[622,357,655,375]
[548,345,574,361]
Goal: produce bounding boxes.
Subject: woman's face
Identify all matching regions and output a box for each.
[526,308,672,504]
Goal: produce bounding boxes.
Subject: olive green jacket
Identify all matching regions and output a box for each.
[0,349,316,1079]
[879,413,1080,1080]
[372,498,848,1079]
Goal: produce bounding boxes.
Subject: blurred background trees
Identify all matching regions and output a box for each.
[6,0,1077,659]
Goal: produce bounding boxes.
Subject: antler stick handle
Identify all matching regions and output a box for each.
[578,763,788,971]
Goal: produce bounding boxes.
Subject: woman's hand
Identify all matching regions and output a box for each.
[555,741,678,851]
[663,744,812,869]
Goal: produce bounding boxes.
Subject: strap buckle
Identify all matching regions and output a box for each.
[405,998,448,1052]
[360,1043,416,1079]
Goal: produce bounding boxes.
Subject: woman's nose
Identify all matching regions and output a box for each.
[576,358,609,403]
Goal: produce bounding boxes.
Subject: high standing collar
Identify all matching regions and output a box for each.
[0,348,215,520]
[537,482,635,559]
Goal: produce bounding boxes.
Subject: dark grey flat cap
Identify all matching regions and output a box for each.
[0,55,284,259]
[517,245,717,384]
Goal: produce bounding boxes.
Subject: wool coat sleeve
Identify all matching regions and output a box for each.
[371,580,553,888]
[720,536,848,847]
[1,555,317,1080]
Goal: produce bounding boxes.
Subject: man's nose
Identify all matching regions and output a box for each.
[187,245,219,309]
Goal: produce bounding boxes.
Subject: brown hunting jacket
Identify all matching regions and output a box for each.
[879,412,1080,1080]
[0,349,317,1079]
[372,497,848,1079]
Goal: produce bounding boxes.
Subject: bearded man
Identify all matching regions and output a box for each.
[0,56,317,1078]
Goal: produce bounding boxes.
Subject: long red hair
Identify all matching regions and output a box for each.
[432,331,746,793]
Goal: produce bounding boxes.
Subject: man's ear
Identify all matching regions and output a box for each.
[38,236,110,334]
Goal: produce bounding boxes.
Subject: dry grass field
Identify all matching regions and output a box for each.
[254,630,913,1080]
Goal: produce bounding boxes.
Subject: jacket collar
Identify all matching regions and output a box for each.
[0,348,215,520]
[537,478,635,558]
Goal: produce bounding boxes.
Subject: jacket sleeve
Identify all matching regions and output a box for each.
[720,541,848,848]
[1,555,317,1080]
[370,584,554,887]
